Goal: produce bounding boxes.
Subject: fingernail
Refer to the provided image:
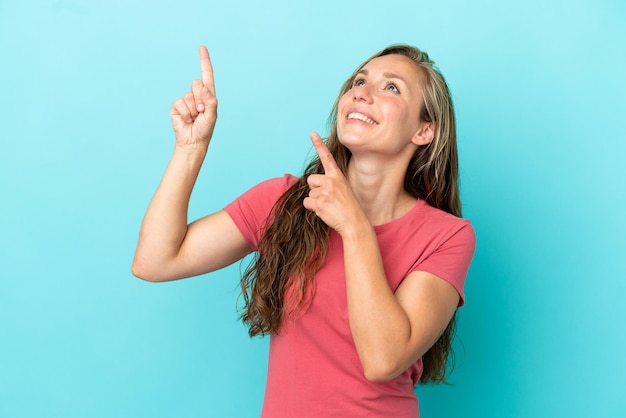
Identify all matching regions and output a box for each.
[197,104,205,111]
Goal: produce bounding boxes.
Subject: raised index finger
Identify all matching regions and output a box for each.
[310,132,338,175]
[198,46,216,94]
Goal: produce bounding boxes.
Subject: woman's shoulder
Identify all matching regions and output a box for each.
[263,173,299,190]
[377,199,474,248]
[237,174,299,200]
[412,200,475,243]
[418,200,472,226]
[223,174,300,249]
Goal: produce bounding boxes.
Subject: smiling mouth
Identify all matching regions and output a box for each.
[347,112,378,125]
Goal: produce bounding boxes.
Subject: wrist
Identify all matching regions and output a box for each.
[171,143,208,171]
[173,142,208,159]
[339,218,376,243]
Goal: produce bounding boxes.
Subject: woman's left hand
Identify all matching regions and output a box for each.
[303,133,367,236]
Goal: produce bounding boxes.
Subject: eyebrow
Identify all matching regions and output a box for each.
[357,69,408,84]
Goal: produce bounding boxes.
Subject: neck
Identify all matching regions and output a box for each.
[346,155,416,226]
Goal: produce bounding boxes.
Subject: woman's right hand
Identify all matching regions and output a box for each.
[170,46,218,148]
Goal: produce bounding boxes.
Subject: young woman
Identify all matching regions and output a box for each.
[132,44,475,417]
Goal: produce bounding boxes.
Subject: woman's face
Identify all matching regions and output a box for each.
[337,54,429,159]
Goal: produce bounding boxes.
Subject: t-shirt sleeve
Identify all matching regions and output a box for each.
[223,174,298,250]
[412,220,476,307]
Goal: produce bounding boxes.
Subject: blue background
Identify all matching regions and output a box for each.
[1,0,625,417]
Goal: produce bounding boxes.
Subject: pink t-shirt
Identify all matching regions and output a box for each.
[224,174,476,418]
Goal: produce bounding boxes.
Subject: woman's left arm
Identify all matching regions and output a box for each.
[341,225,459,382]
[304,133,460,382]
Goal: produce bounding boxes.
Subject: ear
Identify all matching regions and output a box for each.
[411,122,435,146]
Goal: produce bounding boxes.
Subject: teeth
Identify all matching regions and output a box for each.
[348,112,376,124]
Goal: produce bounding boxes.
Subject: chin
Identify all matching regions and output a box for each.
[337,132,360,150]
[338,125,362,144]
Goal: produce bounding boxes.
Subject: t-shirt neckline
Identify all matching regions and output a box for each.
[372,199,425,233]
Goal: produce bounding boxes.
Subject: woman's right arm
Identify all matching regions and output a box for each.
[131,46,251,282]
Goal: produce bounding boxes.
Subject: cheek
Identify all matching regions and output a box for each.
[383,102,420,138]
[338,93,351,110]
[391,100,419,123]
[381,101,408,124]
[336,94,351,130]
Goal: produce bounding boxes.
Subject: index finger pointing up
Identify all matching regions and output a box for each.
[198,46,216,94]
[310,132,339,175]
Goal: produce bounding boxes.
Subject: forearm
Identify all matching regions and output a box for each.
[132,144,208,280]
[342,224,414,381]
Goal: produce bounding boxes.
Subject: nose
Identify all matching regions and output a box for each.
[353,84,373,103]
